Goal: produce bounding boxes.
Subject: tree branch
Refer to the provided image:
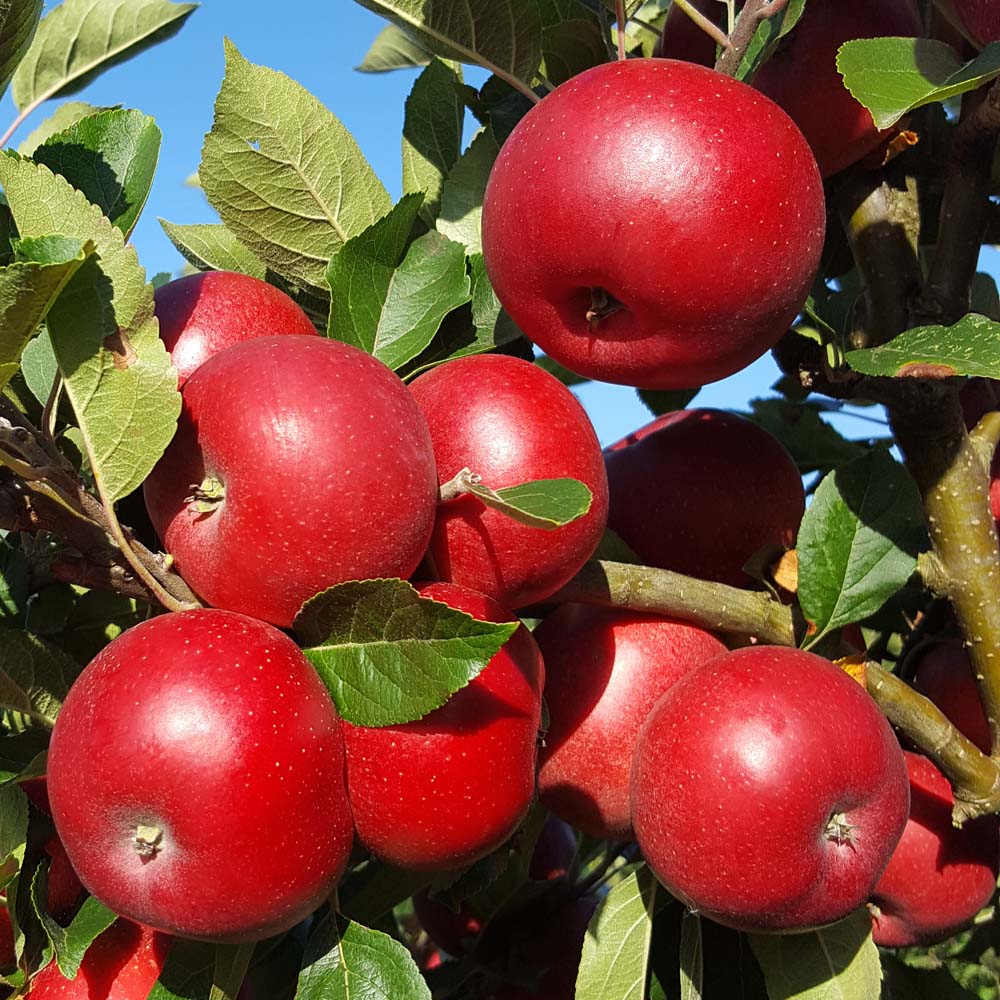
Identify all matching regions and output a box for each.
[714,0,791,77]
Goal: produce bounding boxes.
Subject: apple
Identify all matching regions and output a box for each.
[481,59,825,389]
[408,354,609,609]
[154,271,317,386]
[604,409,805,587]
[934,0,999,46]
[911,638,991,754]
[657,0,923,177]
[871,751,1000,947]
[25,921,170,999]
[343,582,544,871]
[46,608,355,942]
[631,645,910,932]
[144,335,438,627]
[535,604,727,839]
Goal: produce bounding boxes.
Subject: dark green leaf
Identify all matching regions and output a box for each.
[541,17,607,87]
[679,911,703,1000]
[32,876,116,980]
[838,38,1000,131]
[17,101,105,156]
[0,536,28,622]
[357,23,432,72]
[637,387,699,416]
[0,629,83,726]
[0,0,42,105]
[436,128,499,255]
[159,220,267,279]
[294,578,518,727]
[0,783,26,865]
[337,860,431,927]
[797,447,924,645]
[33,109,161,237]
[0,730,47,784]
[734,0,806,83]
[463,475,593,529]
[146,938,215,1000]
[882,956,977,1000]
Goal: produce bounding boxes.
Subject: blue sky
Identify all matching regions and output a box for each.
[0,1,941,447]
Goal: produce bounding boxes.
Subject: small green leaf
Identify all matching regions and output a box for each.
[838,38,1000,131]
[200,40,391,294]
[461,474,593,529]
[0,0,42,105]
[17,101,105,156]
[436,128,499,256]
[748,908,882,1000]
[294,579,518,727]
[32,877,116,980]
[734,0,806,82]
[358,23,431,73]
[575,867,658,1000]
[18,325,56,406]
[33,109,161,237]
[297,913,431,1000]
[159,220,267,279]
[797,448,924,644]
[0,629,83,726]
[846,314,1000,379]
[11,0,196,112]
[402,59,464,225]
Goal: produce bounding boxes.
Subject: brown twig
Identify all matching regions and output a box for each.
[714,0,791,77]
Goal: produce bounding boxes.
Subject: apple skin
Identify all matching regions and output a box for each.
[604,409,805,588]
[46,609,355,942]
[657,0,923,178]
[144,335,438,627]
[871,751,1000,947]
[631,645,910,932]
[934,0,1000,45]
[535,604,727,840]
[481,59,825,390]
[154,271,317,386]
[343,582,544,871]
[409,355,608,609]
[912,638,991,755]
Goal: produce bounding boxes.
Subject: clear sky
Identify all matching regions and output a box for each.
[2,1,971,448]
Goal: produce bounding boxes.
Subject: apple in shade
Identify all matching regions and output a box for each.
[934,0,1000,46]
[534,604,727,840]
[343,582,544,872]
[481,59,825,389]
[656,0,923,178]
[154,271,317,386]
[604,410,805,588]
[144,335,438,628]
[409,354,608,610]
[871,751,1000,947]
[631,646,910,932]
[46,609,355,942]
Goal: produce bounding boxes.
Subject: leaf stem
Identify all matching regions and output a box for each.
[616,0,627,60]
[671,0,731,54]
[0,97,42,151]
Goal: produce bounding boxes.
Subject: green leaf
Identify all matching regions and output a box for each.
[838,38,1000,131]
[0,629,82,726]
[536,354,590,387]
[294,578,518,727]
[0,730,47,783]
[0,154,181,503]
[0,783,26,865]
[159,220,267,279]
[11,0,196,112]
[575,867,658,1000]
[0,0,42,105]
[846,314,1000,379]
[145,939,215,1000]
[200,40,391,294]
[57,589,146,665]
[352,0,542,89]
[16,101,105,156]
[0,233,94,392]
[436,128,499,256]
[0,537,28,622]
[748,908,882,1000]
[637,387,699,416]
[33,109,161,237]
[357,23,431,72]
[18,325,56,406]
[734,0,806,82]
[797,448,924,644]
[462,475,593,529]
[679,911,703,1000]
[32,879,116,980]
[402,59,464,225]
[541,18,608,87]
[296,912,431,1000]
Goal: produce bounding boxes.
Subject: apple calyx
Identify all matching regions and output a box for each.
[586,287,624,329]
[185,474,226,514]
[824,812,857,846]
[133,824,163,860]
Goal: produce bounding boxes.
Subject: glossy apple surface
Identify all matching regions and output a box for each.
[144,335,438,627]
[344,582,544,871]
[632,646,910,932]
[934,0,1000,45]
[47,609,355,942]
[912,638,991,754]
[535,604,726,839]
[871,751,999,947]
[481,59,825,389]
[409,354,608,609]
[155,271,317,386]
[605,409,805,587]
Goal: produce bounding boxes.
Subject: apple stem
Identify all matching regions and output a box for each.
[714,0,792,78]
[439,467,482,504]
[615,0,627,60]
[586,288,625,329]
[670,0,732,55]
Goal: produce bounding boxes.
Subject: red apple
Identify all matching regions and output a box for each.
[144,335,438,627]
[344,582,544,871]
[25,921,170,999]
[871,751,1000,947]
[604,409,805,588]
[934,0,999,45]
[631,646,910,932]
[409,354,608,609]
[481,59,825,389]
[154,271,317,386]
[912,638,991,754]
[46,609,355,942]
[535,604,727,839]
